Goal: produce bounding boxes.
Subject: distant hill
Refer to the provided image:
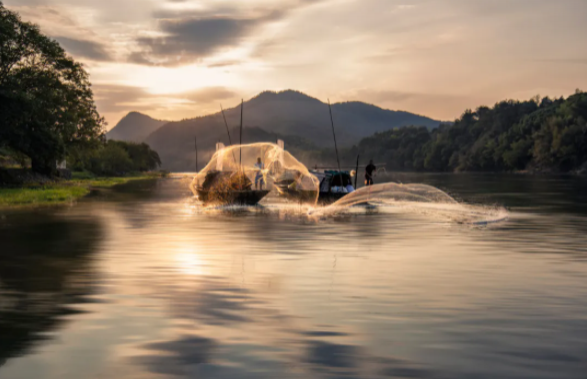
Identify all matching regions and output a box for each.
[352,91,587,174]
[106,112,168,142]
[145,90,441,171]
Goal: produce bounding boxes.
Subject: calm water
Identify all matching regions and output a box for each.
[1,174,587,379]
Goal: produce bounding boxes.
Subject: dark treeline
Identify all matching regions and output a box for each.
[317,91,586,174]
[68,140,161,176]
[0,3,160,177]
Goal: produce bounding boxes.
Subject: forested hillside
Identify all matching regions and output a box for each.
[145,90,440,171]
[353,91,587,173]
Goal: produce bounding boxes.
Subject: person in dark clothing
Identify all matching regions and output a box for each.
[365,160,376,186]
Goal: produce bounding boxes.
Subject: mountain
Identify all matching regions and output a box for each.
[106,112,168,142]
[144,90,441,171]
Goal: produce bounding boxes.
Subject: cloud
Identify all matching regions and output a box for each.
[93,84,237,113]
[130,0,324,66]
[54,36,112,61]
[92,84,154,113]
[131,17,257,66]
[182,86,236,102]
[352,89,464,105]
[206,60,239,68]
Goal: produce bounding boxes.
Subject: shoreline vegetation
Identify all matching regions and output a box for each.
[293,91,587,175]
[0,4,165,212]
[0,172,165,208]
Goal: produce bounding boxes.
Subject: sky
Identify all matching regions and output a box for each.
[5,0,587,129]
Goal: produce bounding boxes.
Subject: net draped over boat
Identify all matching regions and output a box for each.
[190,142,320,204]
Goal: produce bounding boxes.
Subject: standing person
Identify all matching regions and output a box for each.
[365,159,376,186]
[288,171,302,191]
[254,157,265,190]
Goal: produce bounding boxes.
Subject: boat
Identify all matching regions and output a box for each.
[275,169,354,205]
[190,100,272,207]
[275,99,359,205]
[195,169,270,206]
[191,143,272,206]
[314,170,354,204]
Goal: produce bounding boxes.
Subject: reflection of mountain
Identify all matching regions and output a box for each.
[0,214,101,366]
[106,111,168,142]
[143,90,440,171]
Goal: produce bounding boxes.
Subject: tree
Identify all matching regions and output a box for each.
[0,2,105,175]
[349,92,587,173]
[68,140,161,176]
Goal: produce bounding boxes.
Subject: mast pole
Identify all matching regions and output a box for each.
[239,99,244,189]
[220,104,232,146]
[355,154,359,188]
[328,99,341,172]
[328,99,343,190]
[239,99,243,167]
[220,104,237,164]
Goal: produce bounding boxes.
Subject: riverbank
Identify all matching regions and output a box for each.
[0,172,164,208]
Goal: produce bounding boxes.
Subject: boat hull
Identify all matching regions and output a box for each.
[276,187,346,205]
[196,189,270,206]
[317,191,347,205]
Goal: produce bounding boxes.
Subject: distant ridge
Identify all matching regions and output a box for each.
[106,112,169,142]
[144,90,442,171]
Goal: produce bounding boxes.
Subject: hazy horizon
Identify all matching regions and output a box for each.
[6,0,587,129]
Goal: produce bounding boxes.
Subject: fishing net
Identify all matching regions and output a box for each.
[310,182,508,225]
[330,183,458,206]
[190,142,320,205]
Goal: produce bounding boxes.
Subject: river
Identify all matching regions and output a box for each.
[1,174,586,379]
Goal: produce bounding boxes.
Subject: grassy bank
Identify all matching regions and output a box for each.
[0,172,163,208]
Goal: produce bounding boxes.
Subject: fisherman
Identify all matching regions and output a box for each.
[365,159,376,186]
[254,157,265,190]
[288,171,302,190]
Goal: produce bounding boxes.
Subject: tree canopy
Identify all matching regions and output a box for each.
[351,91,587,174]
[0,2,105,175]
[68,140,161,176]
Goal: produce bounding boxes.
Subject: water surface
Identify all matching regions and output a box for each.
[1,174,586,378]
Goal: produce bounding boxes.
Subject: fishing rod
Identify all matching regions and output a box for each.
[219,104,237,164]
[239,99,244,189]
[220,104,233,146]
[327,99,345,190]
[195,136,198,172]
[354,155,359,189]
[239,99,243,166]
[327,99,341,172]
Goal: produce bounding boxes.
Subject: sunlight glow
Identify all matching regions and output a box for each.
[175,251,206,276]
[128,65,238,95]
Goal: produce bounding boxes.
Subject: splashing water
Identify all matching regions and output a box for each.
[187,144,507,225]
[308,182,508,225]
